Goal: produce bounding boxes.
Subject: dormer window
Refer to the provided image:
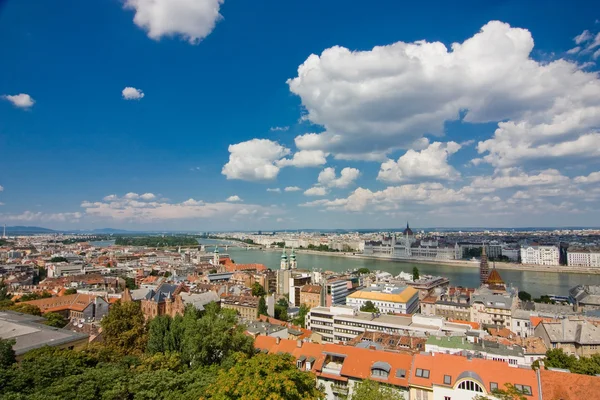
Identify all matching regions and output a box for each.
[371,362,391,379]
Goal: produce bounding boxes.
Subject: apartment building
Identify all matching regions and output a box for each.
[300,285,323,308]
[520,245,560,266]
[220,295,259,321]
[470,287,518,328]
[535,318,600,357]
[346,285,419,314]
[307,306,477,343]
[567,248,600,268]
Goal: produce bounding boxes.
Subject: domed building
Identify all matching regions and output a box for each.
[403,222,414,237]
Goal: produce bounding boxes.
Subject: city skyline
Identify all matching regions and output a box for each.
[1,0,600,230]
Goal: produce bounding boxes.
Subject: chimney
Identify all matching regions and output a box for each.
[297,340,302,348]
[276,337,280,344]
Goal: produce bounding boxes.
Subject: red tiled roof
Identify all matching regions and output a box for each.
[22,293,97,313]
[541,368,600,400]
[410,353,539,397]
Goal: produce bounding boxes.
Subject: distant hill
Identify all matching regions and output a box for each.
[3,226,58,234]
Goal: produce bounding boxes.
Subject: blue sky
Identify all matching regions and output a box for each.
[1,0,599,230]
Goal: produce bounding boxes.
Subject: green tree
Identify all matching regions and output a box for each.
[147,315,173,354]
[251,282,266,297]
[9,303,42,316]
[203,353,323,400]
[64,288,78,295]
[180,302,254,366]
[0,279,10,301]
[0,338,16,368]
[351,379,405,400]
[293,304,310,328]
[412,266,420,281]
[101,301,147,355]
[45,312,68,328]
[124,276,138,290]
[50,256,69,263]
[360,301,379,313]
[257,296,268,317]
[518,291,532,302]
[355,267,370,275]
[474,383,527,400]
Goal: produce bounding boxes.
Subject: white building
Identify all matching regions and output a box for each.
[520,245,560,266]
[307,306,478,343]
[346,284,419,314]
[567,248,600,268]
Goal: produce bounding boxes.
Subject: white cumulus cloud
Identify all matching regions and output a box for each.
[276,150,328,168]
[287,21,600,167]
[317,167,360,188]
[470,168,569,190]
[226,195,242,202]
[222,139,290,181]
[574,171,600,184]
[124,0,224,44]
[284,186,302,192]
[304,186,328,196]
[378,141,461,182]
[122,87,145,100]
[3,93,35,109]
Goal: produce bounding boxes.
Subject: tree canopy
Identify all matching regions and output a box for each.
[351,379,405,400]
[360,301,379,313]
[533,348,600,376]
[203,353,323,400]
[258,296,268,317]
[101,300,147,355]
[412,267,420,281]
[251,282,266,297]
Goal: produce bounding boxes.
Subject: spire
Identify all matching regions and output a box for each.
[214,245,219,254]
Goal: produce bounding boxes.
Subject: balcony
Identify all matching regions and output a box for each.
[332,384,349,395]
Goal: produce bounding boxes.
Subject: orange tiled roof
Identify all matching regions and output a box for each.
[541,368,600,399]
[448,319,481,330]
[254,337,413,387]
[22,293,97,313]
[410,353,538,396]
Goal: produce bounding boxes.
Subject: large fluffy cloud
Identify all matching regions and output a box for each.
[222,139,290,181]
[276,150,328,167]
[317,167,360,188]
[3,93,34,109]
[124,0,224,44]
[378,141,461,182]
[81,193,275,222]
[287,21,600,167]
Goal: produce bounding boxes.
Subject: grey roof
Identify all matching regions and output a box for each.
[372,361,391,372]
[0,311,88,355]
[542,319,600,345]
[145,283,179,303]
[457,371,484,385]
[130,287,152,301]
[570,285,600,306]
[179,291,219,311]
[470,291,514,310]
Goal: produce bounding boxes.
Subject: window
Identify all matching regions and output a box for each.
[415,368,430,378]
[458,380,484,393]
[490,382,498,391]
[444,375,452,385]
[514,384,532,396]
[444,397,451,400]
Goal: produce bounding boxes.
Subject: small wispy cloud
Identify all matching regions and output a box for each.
[266,188,281,193]
[270,126,289,132]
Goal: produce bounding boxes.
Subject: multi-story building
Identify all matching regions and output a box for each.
[346,285,419,314]
[307,306,477,343]
[22,293,110,321]
[570,284,600,309]
[300,285,323,308]
[470,287,518,328]
[328,280,349,305]
[567,248,600,268]
[140,283,187,319]
[535,318,600,357]
[421,287,473,321]
[220,295,259,321]
[520,245,560,266]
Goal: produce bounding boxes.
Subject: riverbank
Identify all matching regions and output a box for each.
[261,247,600,275]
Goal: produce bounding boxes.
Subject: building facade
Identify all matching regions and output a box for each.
[346,285,419,314]
[520,245,560,266]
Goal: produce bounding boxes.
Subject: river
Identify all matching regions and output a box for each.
[89,239,600,298]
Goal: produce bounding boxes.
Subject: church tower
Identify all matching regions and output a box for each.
[289,248,297,269]
[213,245,220,265]
[479,245,489,285]
[280,247,289,270]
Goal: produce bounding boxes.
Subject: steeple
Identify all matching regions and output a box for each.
[403,221,414,236]
[213,245,220,265]
[479,244,489,286]
[289,247,297,269]
[280,246,289,270]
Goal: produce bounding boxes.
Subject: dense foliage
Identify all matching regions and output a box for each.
[534,348,600,375]
[115,236,199,247]
[360,300,379,313]
[251,282,266,297]
[275,297,289,321]
[49,256,68,263]
[412,266,420,281]
[0,299,322,400]
[351,379,405,400]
